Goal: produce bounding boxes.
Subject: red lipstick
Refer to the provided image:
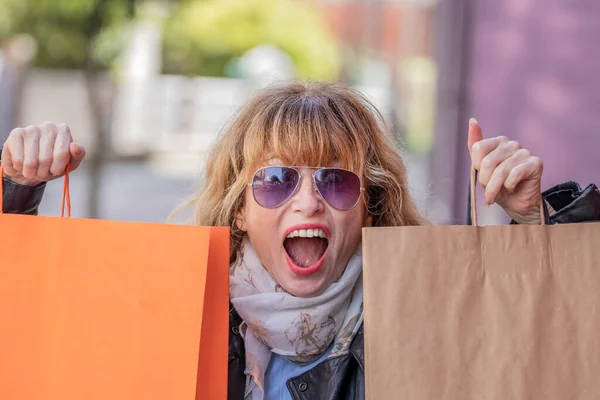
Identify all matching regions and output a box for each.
[283,224,330,276]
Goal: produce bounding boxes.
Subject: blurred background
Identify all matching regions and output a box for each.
[0,0,598,225]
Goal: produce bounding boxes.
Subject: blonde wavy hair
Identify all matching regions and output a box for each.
[171,81,428,261]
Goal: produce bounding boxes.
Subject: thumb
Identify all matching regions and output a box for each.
[68,143,87,171]
[467,118,483,151]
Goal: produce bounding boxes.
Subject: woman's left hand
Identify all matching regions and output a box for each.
[468,118,544,224]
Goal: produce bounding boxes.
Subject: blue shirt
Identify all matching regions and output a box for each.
[264,344,333,399]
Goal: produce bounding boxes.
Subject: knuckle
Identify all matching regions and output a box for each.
[530,156,543,168]
[9,127,24,139]
[481,156,494,170]
[38,156,53,167]
[506,140,521,150]
[23,160,39,170]
[24,126,41,139]
[497,136,509,142]
[517,148,531,158]
[42,121,58,132]
[49,165,62,175]
[471,142,482,156]
[500,162,512,177]
[54,149,69,160]
[58,123,72,136]
[478,175,488,187]
[478,169,489,184]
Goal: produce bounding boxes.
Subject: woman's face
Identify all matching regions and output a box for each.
[237,160,370,297]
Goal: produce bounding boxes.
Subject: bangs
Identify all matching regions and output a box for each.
[241,91,368,178]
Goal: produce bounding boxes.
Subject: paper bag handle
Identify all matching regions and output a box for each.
[468,166,546,226]
[0,163,71,217]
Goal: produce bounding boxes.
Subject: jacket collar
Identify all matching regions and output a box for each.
[349,325,365,371]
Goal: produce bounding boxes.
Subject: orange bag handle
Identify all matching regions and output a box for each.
[469,166,546,226]
[0,162,71,217]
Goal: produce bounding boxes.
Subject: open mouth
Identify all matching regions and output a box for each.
[283,227,329,275]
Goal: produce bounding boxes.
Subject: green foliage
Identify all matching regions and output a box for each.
[162,0,341,80]
[0,0,133,69]
[0,0,341,80]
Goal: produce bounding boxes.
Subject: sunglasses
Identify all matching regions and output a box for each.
[248,166,365,211]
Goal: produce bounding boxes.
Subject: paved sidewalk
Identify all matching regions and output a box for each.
[39,162,197,223]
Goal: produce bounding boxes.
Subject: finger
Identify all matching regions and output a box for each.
[470,136,510,171]
[467,118,483,150]
[483,148,531,205]
[68,143,86,171]
[1,145,18,177]
[7,128,25,173]
[504,156,543,192]
[37,122,59,179]
[478,139,521,187]
[50,123,73,176]
[22,126,41,179]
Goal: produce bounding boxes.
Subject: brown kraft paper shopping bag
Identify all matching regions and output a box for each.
[363,167,600,399]
[0,166,229,400]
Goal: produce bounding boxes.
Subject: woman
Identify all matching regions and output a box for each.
[2,82,600,399]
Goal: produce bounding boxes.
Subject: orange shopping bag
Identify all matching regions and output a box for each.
[0,167,229,400]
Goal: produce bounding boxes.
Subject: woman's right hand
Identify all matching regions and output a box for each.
[1,122,86,186]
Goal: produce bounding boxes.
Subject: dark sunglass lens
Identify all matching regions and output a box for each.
[252,167,300,208]
[314,169,361,210]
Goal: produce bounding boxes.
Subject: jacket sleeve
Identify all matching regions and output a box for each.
[1,177,46,215]
[543,181,600,224]
[1,146,47,215]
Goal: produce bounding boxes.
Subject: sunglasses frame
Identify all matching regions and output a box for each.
[248,166,365,211]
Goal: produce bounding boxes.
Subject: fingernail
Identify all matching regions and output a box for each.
[469,117,479,125]
[75,147,81,155]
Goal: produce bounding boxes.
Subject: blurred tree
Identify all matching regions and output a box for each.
[0,0,135,218]
[162,0,341,81]
[0,0,133,70]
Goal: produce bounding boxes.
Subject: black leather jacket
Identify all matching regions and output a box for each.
[3,177,600,400]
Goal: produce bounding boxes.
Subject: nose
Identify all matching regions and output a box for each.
[290,171,324,216]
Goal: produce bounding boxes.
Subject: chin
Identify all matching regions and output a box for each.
[284,278,328,298]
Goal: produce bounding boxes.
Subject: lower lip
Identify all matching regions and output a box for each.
[285,248,329,276]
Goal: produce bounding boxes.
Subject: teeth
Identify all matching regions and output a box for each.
[286,228,328,239]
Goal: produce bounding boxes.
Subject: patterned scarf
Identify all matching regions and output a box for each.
[229,241,364,400]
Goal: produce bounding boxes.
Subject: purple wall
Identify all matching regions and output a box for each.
[469,0,600,194]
